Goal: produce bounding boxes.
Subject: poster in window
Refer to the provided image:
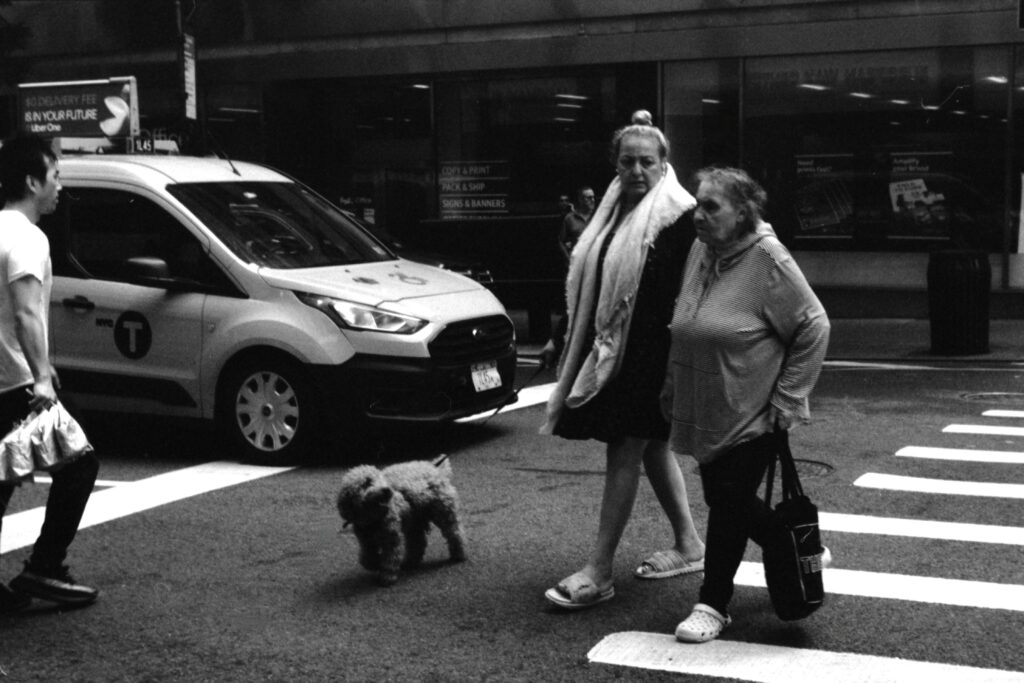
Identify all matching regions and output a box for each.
[794,154,855,238]
[888,152,953,239]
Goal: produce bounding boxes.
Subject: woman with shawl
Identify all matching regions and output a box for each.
[542,110,705,609]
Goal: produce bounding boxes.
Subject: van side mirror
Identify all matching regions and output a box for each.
[123,256,196,291]
[124,256,171,280]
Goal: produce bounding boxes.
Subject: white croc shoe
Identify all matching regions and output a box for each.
[675,603,732,643]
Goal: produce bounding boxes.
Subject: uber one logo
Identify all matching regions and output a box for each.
[113,311,152,359]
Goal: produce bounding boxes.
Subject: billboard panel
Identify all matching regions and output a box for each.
[18,77,139,138]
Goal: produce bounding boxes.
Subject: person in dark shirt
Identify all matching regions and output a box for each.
[540,111,705,610]
[558,186,596,261]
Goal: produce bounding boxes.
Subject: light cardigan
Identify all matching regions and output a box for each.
[665,224,830,463]
[541,164,695,434]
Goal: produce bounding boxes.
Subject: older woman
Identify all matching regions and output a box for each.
[541,110,705,609]
[665,166,830,642]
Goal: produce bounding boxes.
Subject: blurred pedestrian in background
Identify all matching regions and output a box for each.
[559,185,597,262]
[541,110,705,609]
[665,166,829,642]
[541,185,598,367]
[557,193,574,217]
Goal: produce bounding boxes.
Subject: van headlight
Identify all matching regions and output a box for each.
[296,292,428,334]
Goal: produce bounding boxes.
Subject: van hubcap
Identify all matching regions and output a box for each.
[235,370,299,451]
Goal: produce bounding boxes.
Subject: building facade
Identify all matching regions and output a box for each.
[2,0,1023,316]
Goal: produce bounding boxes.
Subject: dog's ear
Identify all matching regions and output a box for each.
[337,493,354,520]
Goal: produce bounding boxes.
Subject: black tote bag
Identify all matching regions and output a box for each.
[761,430,825,621]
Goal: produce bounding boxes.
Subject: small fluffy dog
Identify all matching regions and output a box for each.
[337,455,466,586]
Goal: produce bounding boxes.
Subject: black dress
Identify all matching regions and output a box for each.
[553,211,695,443]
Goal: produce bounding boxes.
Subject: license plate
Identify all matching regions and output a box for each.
[470,361,502,392]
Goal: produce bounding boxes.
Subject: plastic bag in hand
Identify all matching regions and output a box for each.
[0,418,35,482]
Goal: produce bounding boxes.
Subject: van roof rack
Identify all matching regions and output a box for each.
[57,137,180,155]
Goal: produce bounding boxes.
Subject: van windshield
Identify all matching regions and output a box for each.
[167,181,395,268]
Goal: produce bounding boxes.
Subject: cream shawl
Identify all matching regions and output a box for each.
[540,163,695,434]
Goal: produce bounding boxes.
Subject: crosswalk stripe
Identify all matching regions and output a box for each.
[30,474,127,487]
[457,382,555,421]
[819,511,1024,545]
[587,632,1024,682]
[944,424,1024,437]
[896,445,1024,465]
[983,410,1024,418]
[505,383,554,410]
[0,461,293,555]
[733,562,1024,611]
[586,392,1024,679]
[854,472,1024,499]
[824,360,946,371]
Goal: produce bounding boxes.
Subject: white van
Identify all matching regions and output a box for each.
[38,155,517,463]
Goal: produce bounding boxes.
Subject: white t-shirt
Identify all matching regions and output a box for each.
[0,209,52,394]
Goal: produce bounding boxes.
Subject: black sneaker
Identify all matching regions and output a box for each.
[10,565,98,605]
[0,584,31,614]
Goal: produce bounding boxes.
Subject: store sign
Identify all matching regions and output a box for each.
[746,52,937,116]
[439,161,510,218]
[18,77,139,138]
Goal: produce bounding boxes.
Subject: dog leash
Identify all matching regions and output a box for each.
[429,362,549,464]
[475,362,548,426]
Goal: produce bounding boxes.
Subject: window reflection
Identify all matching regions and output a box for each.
[744,48,1007,251]
[664,60,741,182]
[436,66,655,216]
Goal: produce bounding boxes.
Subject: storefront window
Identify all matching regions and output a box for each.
[744,47,1009,251]
[260,68,654,237]
[435,65,656,218]
[0,95,15,138]
[663,60,741,184]
[264,79,434,235]
[1012,46,1024,257]
[205,84,264,161]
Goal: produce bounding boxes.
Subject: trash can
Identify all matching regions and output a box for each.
[926,250,990,355]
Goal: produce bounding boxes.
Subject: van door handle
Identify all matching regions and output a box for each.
[62,295,95,311]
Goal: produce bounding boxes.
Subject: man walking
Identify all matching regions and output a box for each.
[542,186,598,366]
[558,186,596,261]
[0,134,99,612]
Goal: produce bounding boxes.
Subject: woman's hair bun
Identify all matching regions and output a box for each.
[631,109,653,126]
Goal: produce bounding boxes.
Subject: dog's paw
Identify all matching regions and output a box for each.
[378,573,399,587]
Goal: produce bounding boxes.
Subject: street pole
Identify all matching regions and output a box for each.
[176,0,199,154]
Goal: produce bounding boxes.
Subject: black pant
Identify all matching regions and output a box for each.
[697,432,776,616]
[0,388,98,572]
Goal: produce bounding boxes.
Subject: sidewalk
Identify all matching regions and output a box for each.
[509,311,1024,363]
[822,318,1024,362]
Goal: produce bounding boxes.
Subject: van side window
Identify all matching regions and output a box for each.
[62,188,231,290]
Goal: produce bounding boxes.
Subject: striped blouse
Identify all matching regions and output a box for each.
[666,227,830,463]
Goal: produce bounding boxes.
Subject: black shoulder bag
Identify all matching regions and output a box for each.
[761,429,825,621]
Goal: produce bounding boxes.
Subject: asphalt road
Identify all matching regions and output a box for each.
[2,360,1024,681]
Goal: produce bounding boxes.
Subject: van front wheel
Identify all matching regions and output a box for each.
[219,357,322,464]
